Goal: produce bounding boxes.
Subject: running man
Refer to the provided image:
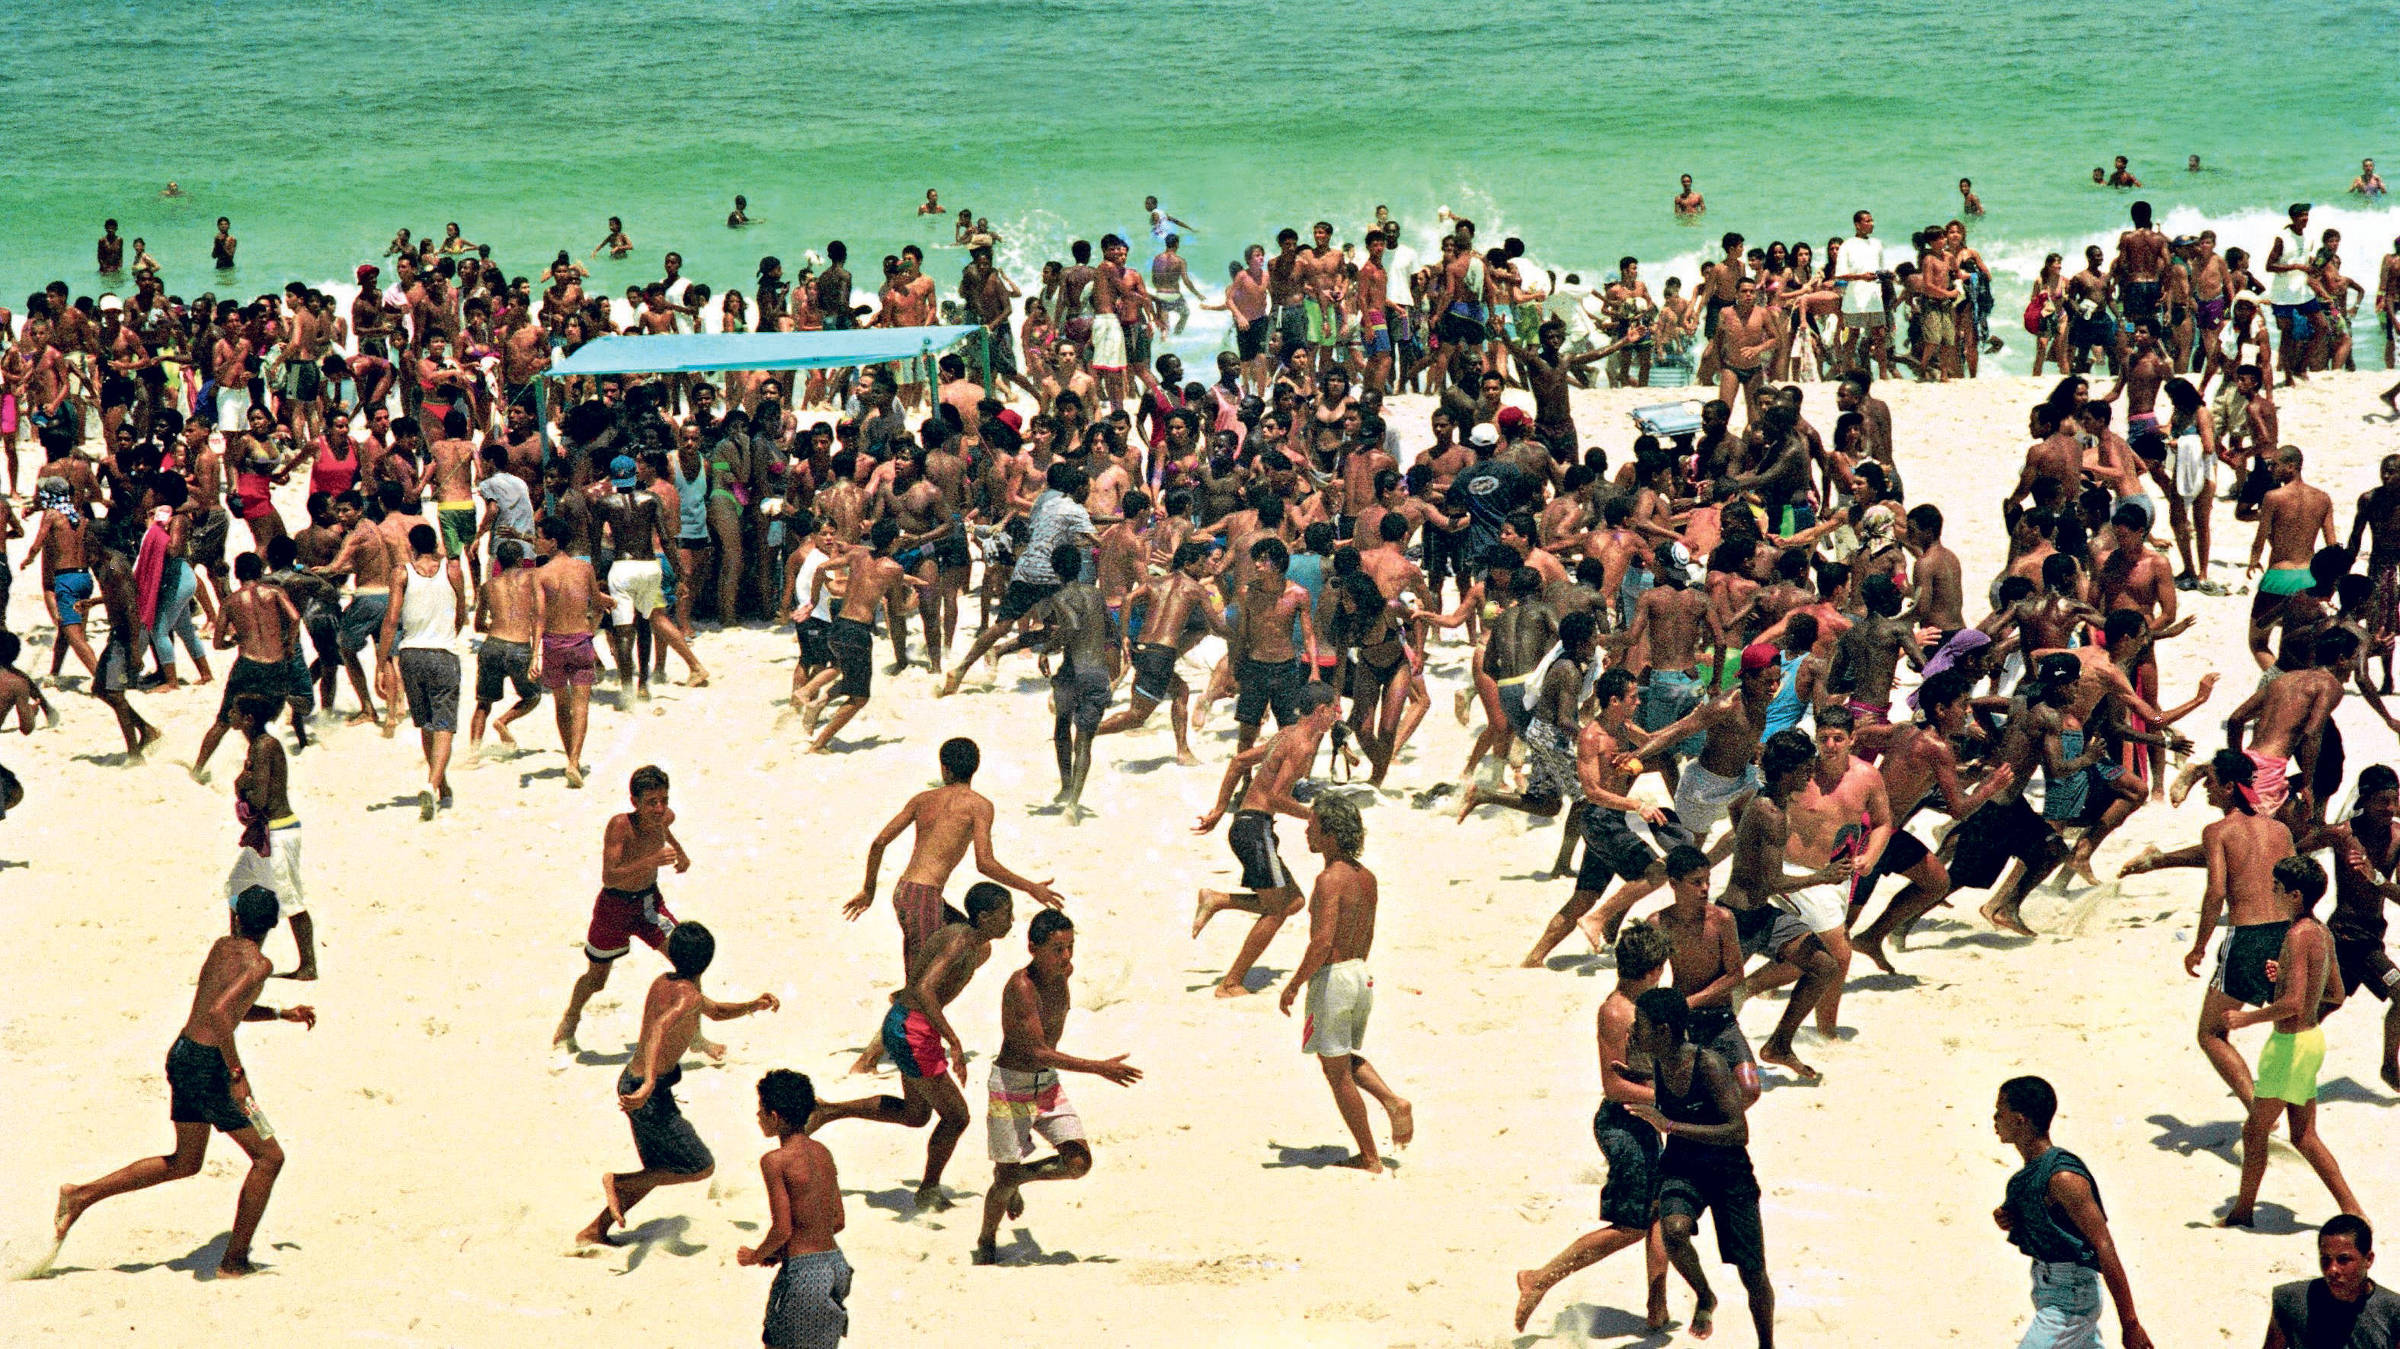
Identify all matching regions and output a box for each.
[846,736,1063,977]
[810,882,1015,1213]
[974,908,1142,1265]
[553,766,717,1059]
[1623,988,1775,1347]
[1194,682,1341,997]
[1279,793,1413,1172]
[736,1070,852,1349]
[575,922,779,1246]
[2188,750,2297,1108]
[1514,920,1681,1332]
[52,887,316,1278]
[2219,855,2362,1228]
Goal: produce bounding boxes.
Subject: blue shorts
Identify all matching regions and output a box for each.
[52,569,95,626]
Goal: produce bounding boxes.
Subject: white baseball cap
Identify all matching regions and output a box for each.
[1469,423,1499,448]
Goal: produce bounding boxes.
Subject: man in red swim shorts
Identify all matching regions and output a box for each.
[552,765,722,1062]
[532,516,606,789]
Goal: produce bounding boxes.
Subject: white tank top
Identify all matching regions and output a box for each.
[2266,227,2312,305]
[395,560,457,650]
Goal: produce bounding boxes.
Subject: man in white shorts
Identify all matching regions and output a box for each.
[975,909,1141,1266]
[223,692,313,978]
[1281,795,1413,1174]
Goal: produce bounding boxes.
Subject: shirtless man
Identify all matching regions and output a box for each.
[1514,919,1680,1332]
[1503,318,1610,461]
[1902,504,1966,640]
[23,479,101,676]
[52,887,315,1279]
[737,1070,852,1349]
[1021,545,1117,819]
[1228,535,1321,753]
[575,921,779,1246]
[1830,574,1925,730]
[2247,446,2338,668]
[1460,610,1598,826]
[1194,682,1341,997]
[595,455,708,700]
[312,490,400,728]
[1713,730,1848,1082]
[1711,279,1779,426]
[1849,670,2015,971]
[1520,665,1677,967]
[973,908,1142,1265]
[1624,565,1722,794]
[1094,542,1223,764]
[1279,794,1412,1172]
[1652,846,1763,1106]
[847,733,1062,1014]
[2185,750,2298,1108]
[2223,629,2344,818]
[1772,705,1893,1035]
[469,538,543,757]
[191,553,308,783]
[803,519,922,752]
[2218,855,2361,1228]
[810,883,1015,1212]
[553,765,715,1057]
[530,516,608,787]
[1626,642,1782,883]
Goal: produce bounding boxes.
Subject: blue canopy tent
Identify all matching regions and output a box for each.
[538,323,989,450]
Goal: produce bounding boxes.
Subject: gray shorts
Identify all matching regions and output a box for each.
[1735,903,1812,961]
[764,1248,853,1348]
[1051,662,1113,734]
[1841,310,1887,330]
[397,648,461,732]
[474,638,541,707]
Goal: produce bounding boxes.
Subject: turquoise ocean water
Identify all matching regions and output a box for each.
[6,0,2396,370]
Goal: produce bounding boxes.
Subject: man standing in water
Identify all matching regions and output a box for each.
[575,922,779,1247]
[974,908,1142,1265]
[1991,1076,2155,1349]
[1279,793,1413,1173]
[52,887,315,1278]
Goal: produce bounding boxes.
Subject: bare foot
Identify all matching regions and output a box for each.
[1690,1293,1716,1340]
[1453,687,1472,725]
[972,1239,1000,1266]
[935,672,961,699]
[54,1184,86,1242]
[1857,932,1895,976]
[696,1037,727,1064]
[1513,1269,1549,1333]
[563,762,585,790]
[1646,1277,1669,1330]
[214,1256,258,1279]
[552,1026,581,1055]
[1577,909,1613,952]
[573,1215,616,1247]
[494,723,516,747]
[914,1183,953,1213]
[345,711,376,727]
[287,965,319,982]
[1759,1042,1821,1082]
[2220,1209,2256,1229]
[1193,889,1227,938]
[1006,1191,1025,1220]
[1979,896,2036,937]
[2066,851,2102,887]
[1453,783,1481,823]
[187,763,211,785]
[683,670,710,688]
[379,715,397,740]
[847,1045,882,1075]
[1334,1153,1385,1174]
[2381,1062,2399,1092]
[2117,844,2163,878]
[602,1173,627,1228]
[1387,1098,1415,1147]
[1174,749,1199,767]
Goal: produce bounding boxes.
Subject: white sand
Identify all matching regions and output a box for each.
[3,372,2397,1346]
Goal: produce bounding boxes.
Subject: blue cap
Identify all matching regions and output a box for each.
[609,455,637,487]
